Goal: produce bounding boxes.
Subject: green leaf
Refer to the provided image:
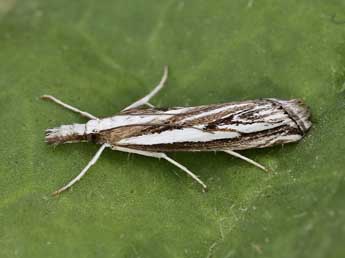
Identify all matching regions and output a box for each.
[1,1,344,257]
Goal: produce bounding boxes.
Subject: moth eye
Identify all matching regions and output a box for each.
[90,134,98,142]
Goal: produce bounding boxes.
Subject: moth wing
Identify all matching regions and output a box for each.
[115,100,304,151]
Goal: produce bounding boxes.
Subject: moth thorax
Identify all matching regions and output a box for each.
[45,124,87,144]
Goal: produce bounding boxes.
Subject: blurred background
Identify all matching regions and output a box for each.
[0,0,344,257]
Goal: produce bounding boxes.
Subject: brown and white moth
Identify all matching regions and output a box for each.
[42,66,312,195]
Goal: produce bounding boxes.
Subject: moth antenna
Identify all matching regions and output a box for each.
[41,94,98,120]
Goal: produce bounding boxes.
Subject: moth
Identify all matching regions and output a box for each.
[42,66,312,195]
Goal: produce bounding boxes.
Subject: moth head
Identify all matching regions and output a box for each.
[45,124,87,144]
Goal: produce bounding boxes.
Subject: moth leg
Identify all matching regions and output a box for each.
[223,150,268,172]
[52,144,108,196]
[113,146,208,191]
[122,66,168,111]
[41,95,98,120]
[145,102,155,108]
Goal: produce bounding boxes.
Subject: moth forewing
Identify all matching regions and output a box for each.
[104,99,311,152]
[42,66,312,195]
